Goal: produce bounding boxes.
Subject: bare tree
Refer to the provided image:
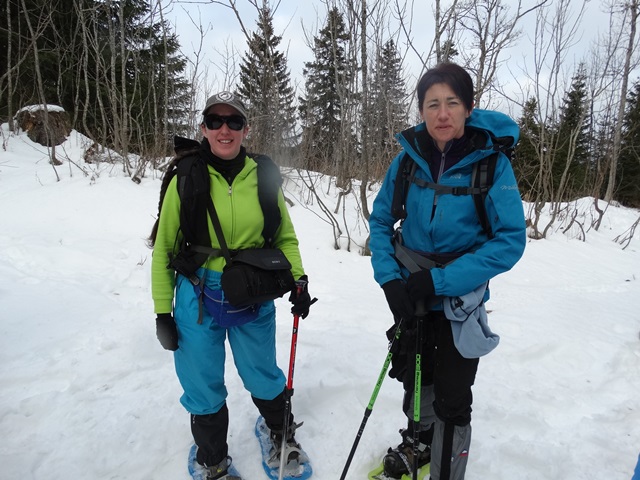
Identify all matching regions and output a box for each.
[604,0,639,203]
[85,2,110,152]
[18,0,61,177]
[392,0,457,72]
[74,0,93,138]
[174,4,230,140]
[456,0,549,106]
[434,0,462,63]
[5,0,14,131]
[355,0,371,223]
[516,0,588,238]
[583,3,630,229]
[118,0,132,174]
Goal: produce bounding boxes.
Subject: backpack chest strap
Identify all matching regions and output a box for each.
[409,175,488,196]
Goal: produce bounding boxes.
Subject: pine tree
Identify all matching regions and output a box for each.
[298,7,353,173]
[1,0,190,157]
[368,39,409,179]
[92,0,190,155]
[1,0,82,119]
[237,4,296,162]
[618,79,640,207]
[440,39,459,63]
[515,97,542,199]
[554,64,592,199]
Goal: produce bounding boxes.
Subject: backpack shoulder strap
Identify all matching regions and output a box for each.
[150,148,211,285]
[148,143,201,247]
[251,153,283,247]
[391,154,416,220]
[175,153,211,248]
[471,152,499,238]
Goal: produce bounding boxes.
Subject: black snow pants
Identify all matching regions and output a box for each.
[401,311,479,480]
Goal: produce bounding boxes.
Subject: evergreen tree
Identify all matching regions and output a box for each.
[368,39,409,179]
[554,64,592,199]
[1,0,190,156]
[298,7,353,173]
[440,39,459,63]
[86,0,190,154]
[591,114,616,200]
[237,4,296,162]
[618,79,640,207]
[1,0,81,118]
[515,97,542,199]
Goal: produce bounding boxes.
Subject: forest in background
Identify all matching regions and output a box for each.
[1,0,639,245]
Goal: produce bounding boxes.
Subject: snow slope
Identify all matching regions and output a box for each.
[1,125,639,479]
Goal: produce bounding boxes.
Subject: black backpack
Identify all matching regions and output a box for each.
[149,136,283,284]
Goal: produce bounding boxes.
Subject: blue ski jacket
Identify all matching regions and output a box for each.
[369,109,526,300]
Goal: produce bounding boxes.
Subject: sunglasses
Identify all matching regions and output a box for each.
[204,114,246,131]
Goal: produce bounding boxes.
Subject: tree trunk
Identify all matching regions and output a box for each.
[6,0,14,131]
[19,0,60,179]
[604,0,638,202]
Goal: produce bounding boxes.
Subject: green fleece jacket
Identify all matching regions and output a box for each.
[151,155,304,313]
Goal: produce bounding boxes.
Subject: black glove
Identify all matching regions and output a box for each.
[406,269,435,309]
[386,323,409,382]
[382,279,414,325]
[156,313,179,351]
[289,275,318,319]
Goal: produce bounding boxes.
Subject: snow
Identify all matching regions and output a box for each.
[14,104,66,115]
[1,124,639,480]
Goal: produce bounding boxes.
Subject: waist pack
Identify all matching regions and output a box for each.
[221,248,295,307]
[196,283,262,327]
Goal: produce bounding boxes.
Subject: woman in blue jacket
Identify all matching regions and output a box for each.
[369,63,526,480]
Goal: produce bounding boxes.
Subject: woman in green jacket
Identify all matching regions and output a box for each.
[150,92,314,480]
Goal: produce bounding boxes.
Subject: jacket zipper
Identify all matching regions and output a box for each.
[431,144,451,217]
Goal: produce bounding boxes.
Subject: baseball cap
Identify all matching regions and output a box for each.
[202,91,248,119]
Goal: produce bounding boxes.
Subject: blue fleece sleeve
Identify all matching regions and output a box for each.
[429,153,527,297]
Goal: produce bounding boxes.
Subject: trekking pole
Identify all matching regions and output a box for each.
[278,284,304,480]
[412,300,426,480]
[339,318,404,480]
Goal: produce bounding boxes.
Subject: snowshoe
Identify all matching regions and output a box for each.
[369,428,431,479]
[188,444,242,480]
[368,462,430,480]
[255,416,312,479]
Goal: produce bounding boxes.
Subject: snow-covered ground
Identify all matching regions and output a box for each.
[1,124,639,479]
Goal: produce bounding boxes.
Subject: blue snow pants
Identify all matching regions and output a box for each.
[172,269,286,415]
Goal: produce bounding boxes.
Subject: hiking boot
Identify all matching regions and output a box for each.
[192,455,241,480]
[383,429,431,478]
[267,422,309,470]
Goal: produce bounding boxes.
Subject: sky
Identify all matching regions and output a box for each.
[1,122,640,479]
[165,0,614,115]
